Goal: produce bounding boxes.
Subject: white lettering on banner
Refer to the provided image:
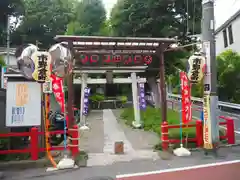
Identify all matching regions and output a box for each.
[180,71,192,123]
[203,95,213,149]
[55,92,61,98]
[52,83,59,90]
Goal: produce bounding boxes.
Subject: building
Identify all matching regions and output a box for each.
[215,9,240,55]
[0,47,17,68]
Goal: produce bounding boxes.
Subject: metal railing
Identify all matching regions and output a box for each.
[168,93,240,110]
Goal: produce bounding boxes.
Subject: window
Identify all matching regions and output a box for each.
[223,29,228,48]
[228,25,234,44]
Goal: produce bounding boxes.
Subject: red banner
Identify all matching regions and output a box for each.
[180,72,192,124]
[51,74,65,113]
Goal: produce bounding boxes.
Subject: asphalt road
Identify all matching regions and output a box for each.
[116,160,240,180]
[5,146,240,180]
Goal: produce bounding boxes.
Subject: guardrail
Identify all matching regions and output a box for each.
[161,116,235,150]
[168,93,240,110]
[0,125,79,160]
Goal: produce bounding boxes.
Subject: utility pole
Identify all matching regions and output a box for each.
[6,15,10,65]
[201,0,219,154]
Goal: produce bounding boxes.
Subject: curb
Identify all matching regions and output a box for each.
[0,157,62,171]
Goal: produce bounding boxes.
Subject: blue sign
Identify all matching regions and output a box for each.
[83,87,90,116]
[11,107,25,124]
[200,111,204,122]
[138,83,146,110]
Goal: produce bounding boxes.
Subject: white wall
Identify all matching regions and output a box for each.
[215,16,240,55]
[1,54,17,67]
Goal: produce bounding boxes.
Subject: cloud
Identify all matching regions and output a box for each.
[215,0,240,29]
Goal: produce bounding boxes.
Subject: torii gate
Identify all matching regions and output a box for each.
[53,35,176,128]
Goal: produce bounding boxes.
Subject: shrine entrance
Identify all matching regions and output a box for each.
[53,35,176,128]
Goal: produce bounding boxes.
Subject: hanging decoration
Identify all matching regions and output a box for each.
[48,42,72,77]
[15,44,39,79]
[31,51,52,83]
[186,53,205,84]
[83,87,90,116]
[180,71,192,124]
[138,83,146,110]
[51,74,65,113]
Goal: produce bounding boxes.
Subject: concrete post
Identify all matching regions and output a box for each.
[80,73,88,126]
[131,72,141,128]
[201,0,219,153]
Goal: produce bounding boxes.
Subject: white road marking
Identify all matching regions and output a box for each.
[116,160,240,178]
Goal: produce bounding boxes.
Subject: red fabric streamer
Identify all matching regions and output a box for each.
[180,72,192,124]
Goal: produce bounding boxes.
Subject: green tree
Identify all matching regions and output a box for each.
[65,0,106,36]
[0,0,24,27]
[11,0,76,48]
[217,50,240,103]
[109,0,202,105]
[110,0,201,75]
[110,0,201,41]
[0,0,24,46]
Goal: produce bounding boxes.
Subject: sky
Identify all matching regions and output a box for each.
[214,0,240,29]
[103,0,118,18]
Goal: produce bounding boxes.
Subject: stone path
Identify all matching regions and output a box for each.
[78,109,159,166]
[78,110,104,153]
[112,109,159,151]
[103,109,135,154]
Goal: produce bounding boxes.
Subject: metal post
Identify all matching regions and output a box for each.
[201,0,219,153]
[158,47,167,122]
[6,15,10,65]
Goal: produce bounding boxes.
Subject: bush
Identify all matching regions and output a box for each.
[0,56,6,67]
[89,93,105,102]
[120,106,195,136]
[117,95,127,103]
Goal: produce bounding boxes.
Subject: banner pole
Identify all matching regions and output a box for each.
[42,86,57,167]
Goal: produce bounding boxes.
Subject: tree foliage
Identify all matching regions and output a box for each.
[0,0,25,46]
[0,0,24,26]
[109,0,201,77]
[217,50,240,103]
[0,56,6,67]
[11,0,76,48]
[110,0,202,41]
[65,0,106,36]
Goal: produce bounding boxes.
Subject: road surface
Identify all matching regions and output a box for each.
[116,160,240,180]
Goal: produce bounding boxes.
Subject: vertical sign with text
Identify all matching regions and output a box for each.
[203,94,213,149]
[6,82,41,127]
[180,72,192,124]
[12,84,29,124]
